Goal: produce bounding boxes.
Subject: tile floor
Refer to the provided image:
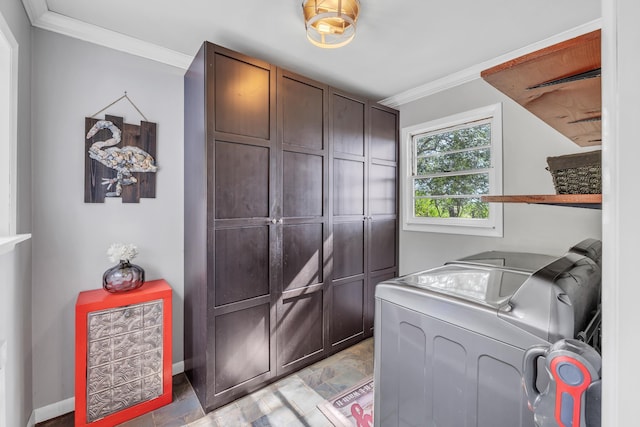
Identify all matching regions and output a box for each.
[37,338,373,427]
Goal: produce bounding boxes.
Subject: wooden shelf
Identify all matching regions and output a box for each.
[481,30,601,147]
[482,194,601,209]
[480,32,603,210]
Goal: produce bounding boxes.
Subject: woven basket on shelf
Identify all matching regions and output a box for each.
[546,150,602,194]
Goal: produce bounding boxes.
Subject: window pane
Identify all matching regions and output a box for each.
[414,197,489,219]
[417,148,490,175]
[416,123,491,156]
[414,173,489,196]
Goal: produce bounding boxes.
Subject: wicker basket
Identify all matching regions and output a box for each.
[546,150,601,194]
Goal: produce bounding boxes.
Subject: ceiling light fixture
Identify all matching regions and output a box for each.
[302,0,360,49]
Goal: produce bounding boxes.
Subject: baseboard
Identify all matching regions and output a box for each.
[25,411,35,427]
[31,360,185,424]
[172,360,184,375]
[33,397,74,424]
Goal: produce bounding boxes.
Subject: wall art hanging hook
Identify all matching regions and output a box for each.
[90,91,149,122]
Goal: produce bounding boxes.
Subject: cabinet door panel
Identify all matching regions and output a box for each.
[283,152,323,218]
[370,164,397,215]
[278,292,324,368]
[370,219,397,272]
[334,159,364,215]
[215,141,270,219]
[214,303,271,393]
[283,223,323,291]
[333,222,364,279]
[332,279,364,344]
[214,53,271,140]
[332,94,365,156]
[282,77,324,150]
[370,107,398,162]
[215,226,270,306]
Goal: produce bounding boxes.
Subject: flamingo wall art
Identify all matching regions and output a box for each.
[84,114,158,203]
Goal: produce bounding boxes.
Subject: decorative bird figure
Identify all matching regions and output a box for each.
[86,120,158,197]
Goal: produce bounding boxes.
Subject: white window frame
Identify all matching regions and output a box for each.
[401,103,503,237]
[0,11,30,255]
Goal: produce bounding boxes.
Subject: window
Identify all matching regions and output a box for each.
[401,103,503,236]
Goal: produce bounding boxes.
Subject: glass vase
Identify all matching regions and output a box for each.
[103,260,145,293]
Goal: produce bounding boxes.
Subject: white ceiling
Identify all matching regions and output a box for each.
[24,0,601,104]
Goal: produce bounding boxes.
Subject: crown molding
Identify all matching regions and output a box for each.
[20,2,601,98]
[379,18,602,108]
[21,0,192,69]
[21,0,47,24]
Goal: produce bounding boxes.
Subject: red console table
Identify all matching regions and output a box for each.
[75,279,173,426]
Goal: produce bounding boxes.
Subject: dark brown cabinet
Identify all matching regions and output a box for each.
[184,42,398,412]
[276,69,330,377]
[329,89,368,351]
[184,44,277,412]
[366,104,400,336]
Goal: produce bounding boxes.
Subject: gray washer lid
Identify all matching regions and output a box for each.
[452,251,558,273]
[394,264,531,309]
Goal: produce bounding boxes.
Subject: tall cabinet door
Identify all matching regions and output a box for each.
[276,70,329,375]
[329,89,368,352]
[365,104,399,336]
[209,46,277,410]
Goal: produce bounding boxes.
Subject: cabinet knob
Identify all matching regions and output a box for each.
[271,218,277,224]
[278,218,283,224]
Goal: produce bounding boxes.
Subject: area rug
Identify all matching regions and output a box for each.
[317,377,374,427]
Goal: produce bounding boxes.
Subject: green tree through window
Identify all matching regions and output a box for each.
[413,121,491,219]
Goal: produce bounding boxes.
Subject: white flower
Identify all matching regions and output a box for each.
[107,243,138,263]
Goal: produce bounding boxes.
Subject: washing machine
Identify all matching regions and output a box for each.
[373,239,601,427]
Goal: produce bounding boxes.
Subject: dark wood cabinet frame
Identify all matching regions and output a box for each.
[184,42,399,412]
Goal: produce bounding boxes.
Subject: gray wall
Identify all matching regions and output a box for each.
[0,0,32,426]
[398,78,602,275]
[31,29,184,409]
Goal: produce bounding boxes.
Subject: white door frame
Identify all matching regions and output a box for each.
[601,0,640,425]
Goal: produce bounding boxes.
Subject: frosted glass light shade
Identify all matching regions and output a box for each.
[302,0,360,48]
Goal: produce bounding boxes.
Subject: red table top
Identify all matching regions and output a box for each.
[76,279,171,311]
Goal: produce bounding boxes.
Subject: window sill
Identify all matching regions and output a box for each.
[403,222,503,237]
[0,234,31,256]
